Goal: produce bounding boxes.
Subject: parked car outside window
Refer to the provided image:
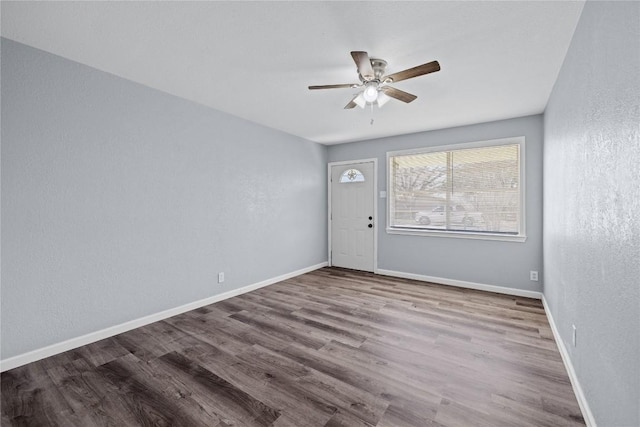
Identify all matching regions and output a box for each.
[414,205,484,227]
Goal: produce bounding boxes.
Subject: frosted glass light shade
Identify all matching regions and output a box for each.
[377,91,391,107]
[363,83,378,103]
[353,93,366,109]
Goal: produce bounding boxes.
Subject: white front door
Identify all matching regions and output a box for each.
[330,161,375,272]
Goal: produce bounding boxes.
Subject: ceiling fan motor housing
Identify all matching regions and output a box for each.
[359,58,387,83]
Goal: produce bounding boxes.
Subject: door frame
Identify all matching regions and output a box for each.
[327,158,378,273]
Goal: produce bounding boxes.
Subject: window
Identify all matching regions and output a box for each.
[339,168,365,183]
[387,137,525,241]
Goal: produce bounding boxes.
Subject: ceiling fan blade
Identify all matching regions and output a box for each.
[384,60,440,83]
[381,86,417,103]
[351,51,375,80]
[344,94,360,109]
[344,100,357,109]
[309,84,357,90]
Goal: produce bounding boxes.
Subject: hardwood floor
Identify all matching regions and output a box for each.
[1,267,585,426]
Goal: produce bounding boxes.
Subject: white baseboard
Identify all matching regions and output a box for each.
[0,262,328,372]
[376,269,543,299]
[541,295,596,427]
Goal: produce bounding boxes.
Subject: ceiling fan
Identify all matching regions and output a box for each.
[308,51,440,109]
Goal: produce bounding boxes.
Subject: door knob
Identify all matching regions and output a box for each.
[369,216,373,220]
[368,224,373,228]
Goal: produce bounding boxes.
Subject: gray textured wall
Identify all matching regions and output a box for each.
[328,115,543,292]
[1,38,328,360]
[543,2,640,426]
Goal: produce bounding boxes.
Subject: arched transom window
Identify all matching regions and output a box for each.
[339,168,365,183]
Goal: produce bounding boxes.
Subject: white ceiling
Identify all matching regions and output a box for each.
[1,1,584,145]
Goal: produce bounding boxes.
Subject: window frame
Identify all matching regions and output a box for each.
[386,136,526,242]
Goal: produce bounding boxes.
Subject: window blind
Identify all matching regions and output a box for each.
[388,139,523,237]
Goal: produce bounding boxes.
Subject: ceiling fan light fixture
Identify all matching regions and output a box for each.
[376,90,391,108]
[353,93,366,109]
[363,82,379,103]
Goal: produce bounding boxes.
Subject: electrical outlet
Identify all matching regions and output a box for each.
[572,324,577,347]
[218,272,225,284]
[530,270,538,281]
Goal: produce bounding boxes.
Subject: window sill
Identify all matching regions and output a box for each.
[386,227,527,242]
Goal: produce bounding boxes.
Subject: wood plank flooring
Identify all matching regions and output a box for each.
[1,267,585,426]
